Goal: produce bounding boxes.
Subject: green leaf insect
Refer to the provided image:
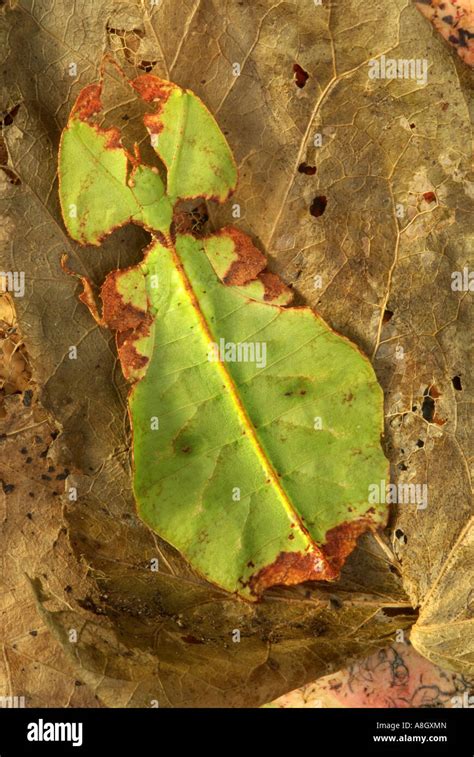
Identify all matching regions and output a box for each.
[59,66,388,601]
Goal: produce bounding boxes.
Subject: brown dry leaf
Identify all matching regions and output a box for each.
[410,516,474,673]
[0,394,100,707]
[0,0,472,706]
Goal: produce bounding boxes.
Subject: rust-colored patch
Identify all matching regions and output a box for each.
[249,548,338,595]
[103,126,122,150]
[116,326,151,377]
[100,270,153,380]
[143,112,165,136]
[69,82,122,151]
[216,227,266,286]
[320,519,371,574]
[248,516,375,595]
[101,271,148,331]
[428,383,441,399]
[423,190,436,203]
[131,74,174,138]
[71,83,102,121]
[258,271,293,304]
[131,73,174,103]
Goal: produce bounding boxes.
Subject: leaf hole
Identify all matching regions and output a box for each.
[382,308,394,323]
[422,384,441,422]
[382,605,416,617]
[1,103,21,128]
[309,195,327,218]
[293,63,309,88]
[298,162,316,175]
[137,60,158,72]
[452,375,462,391]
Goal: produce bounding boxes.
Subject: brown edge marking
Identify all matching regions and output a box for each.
[210,227,267,286]
[204,227,294,304]
[132,74,174,138]
[248,517,375,596]
[60,255,105,326]
[131,73,238,204]
[131,73,175,104]
[258,271,294,304]
[101,267,153,381]
[58,73,170,247]
[320,518,372,574]
[69,82,122,151]
[248,548,337,595]
[70,83,102,121]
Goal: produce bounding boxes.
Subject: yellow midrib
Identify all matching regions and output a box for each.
[169,242,314,546]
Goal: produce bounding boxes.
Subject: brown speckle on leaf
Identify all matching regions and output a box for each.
[101,270,152,381]
[71,83,102,121]
[259,271,293,304]
[217,227,267,286]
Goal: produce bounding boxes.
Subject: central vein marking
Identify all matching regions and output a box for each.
[169,241,315,546]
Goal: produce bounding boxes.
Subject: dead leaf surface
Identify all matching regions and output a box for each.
[1,0,472,704]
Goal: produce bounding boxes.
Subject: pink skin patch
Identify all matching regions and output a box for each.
[415,0,474,66]
[270,643,474,708]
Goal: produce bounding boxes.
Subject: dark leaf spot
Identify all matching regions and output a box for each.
[0,103,20,127]
[181,634,204,645]
[293,63,309,88]
[310,195,327,217]
[421,394,435,422]
[395,529,407,544]
[298,162,316,175]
